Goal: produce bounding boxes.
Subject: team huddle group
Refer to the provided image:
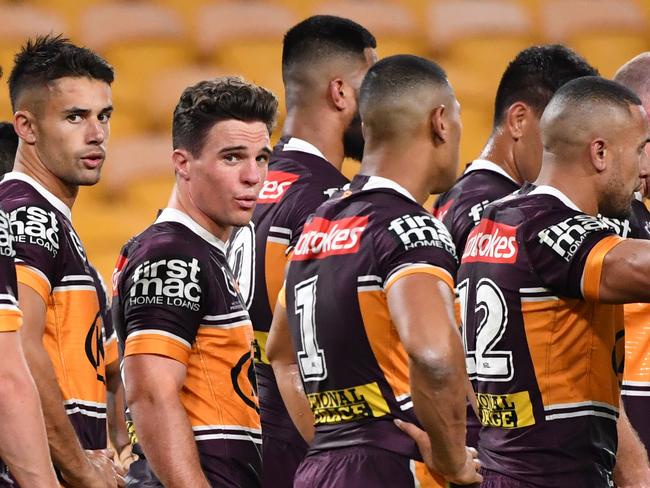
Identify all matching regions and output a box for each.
[0,11,648,488]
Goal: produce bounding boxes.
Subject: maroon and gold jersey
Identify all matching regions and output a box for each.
[620,198,650,451]
[0,209,21,333]
[285,174,457,461]
[458,183,624,487]
[433,160,519,254]
[227,137,349,446]
[113,208,261,483]
[0,172,107,450]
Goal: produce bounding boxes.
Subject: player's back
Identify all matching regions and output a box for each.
[457,183,624,487]
[433,160,519,253]
[286,174,457,460]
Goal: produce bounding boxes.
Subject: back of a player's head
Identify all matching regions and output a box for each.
[9,34,114,112]
[493,45,598,127]
[360,54,450,140]
[541,76,642,151]
[0,122,18,176]
[614,52,650,102]
[172,76,278,157]
[282,15,376,82]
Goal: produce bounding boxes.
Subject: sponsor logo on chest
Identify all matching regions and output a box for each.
[257,171,300,204]
[0,211,14,258]
[293,215,368,260]
[463,220,518,263]
[129,257,201,311]
[10,206,59,256]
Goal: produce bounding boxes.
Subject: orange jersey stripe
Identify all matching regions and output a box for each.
[16,264,50,303]
[384,264,454,294]
[0,308,22,332]
[582,235,624,301]
[623,303,650,383]
[125,331,192,365]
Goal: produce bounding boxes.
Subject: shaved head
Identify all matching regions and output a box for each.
[359,54,452,141]
[614,52,650,104]
[541,76,642,154]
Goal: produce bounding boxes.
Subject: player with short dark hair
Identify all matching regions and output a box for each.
[113,76,278,487]
[0,123,18,176]
[268,54,481,487]
[458,76,650,486]
[226,15,376,487]
[1,34,121,487]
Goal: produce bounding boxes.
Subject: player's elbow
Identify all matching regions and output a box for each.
[406,341,464,387]
[0,365,39,411]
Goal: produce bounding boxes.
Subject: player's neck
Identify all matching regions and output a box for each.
[282,111,345,171]
[12,148,78,209]
[534,164,597,216]
[361,143,431,206]
[479,134,524,184]
[167,186,232,242]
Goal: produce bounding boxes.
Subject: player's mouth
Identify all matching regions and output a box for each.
[80,152,105,169]
[234,195,258,210]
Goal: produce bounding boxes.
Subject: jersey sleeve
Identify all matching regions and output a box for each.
[0,211,22,332]
[523,210,624,301]
[8,204,61,301]
[118,248,206,366]
[377,211,458,292]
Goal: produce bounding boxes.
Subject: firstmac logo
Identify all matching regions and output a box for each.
[129,257,201,311]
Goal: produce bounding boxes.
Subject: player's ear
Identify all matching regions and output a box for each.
[172,149,191,179]
[328,78,347,111]
[430,104,447,144]
[13,111,36,144]
[590,138,608,172]
[506,102,530,140]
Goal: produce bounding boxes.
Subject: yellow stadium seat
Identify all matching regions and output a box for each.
[311,0,426,58]
[78,2,192,132]
[426,0,537,106]
[194,2,298,118]
[540,0,649,77]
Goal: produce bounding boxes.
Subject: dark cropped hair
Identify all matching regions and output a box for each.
[8,34,114,111]
[0,122,18,176]
[282,15,376,78]
[172,76,279,157]
[493,44,598,126]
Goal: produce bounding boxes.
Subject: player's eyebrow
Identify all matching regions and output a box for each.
[219,145,247,153]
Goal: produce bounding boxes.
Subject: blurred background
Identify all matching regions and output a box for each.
[0,0,648,282]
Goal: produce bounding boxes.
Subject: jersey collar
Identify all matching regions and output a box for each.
[361,175,418,203]
[464,159,518,184]
[528,184,581,212]
[156,207,226,253]
[282,137,328,161]
[2,171,73,220]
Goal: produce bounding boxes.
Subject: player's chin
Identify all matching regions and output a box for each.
[69,169,102,187]
[230,209,256,227]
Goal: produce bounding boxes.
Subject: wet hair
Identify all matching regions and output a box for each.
[0,122,18,176]
[172,76,279,156]
[282,15,376,82]
[8,34,114,111]
[493,44,598,126]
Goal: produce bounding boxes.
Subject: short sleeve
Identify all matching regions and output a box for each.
[9,205,61,301]
[523,211,623,300]
[377,211,458,292]
[119,253,206,365]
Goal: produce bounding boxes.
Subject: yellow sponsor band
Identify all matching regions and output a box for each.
[253,331,270,365]
[308,382,390,425]
[477,391,535,429]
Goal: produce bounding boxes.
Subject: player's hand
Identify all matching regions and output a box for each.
[64,449,122,488]
[395,419,482,485]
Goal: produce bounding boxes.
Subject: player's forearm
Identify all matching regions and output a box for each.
[614,402,650,486]
[0,364,59,487]
[129,389,210,488]
[21,339,99,486]
[409,341,468,478]
[273,362,315,443]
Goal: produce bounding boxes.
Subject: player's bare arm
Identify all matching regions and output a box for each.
[614,399,650,487]
[387,273,482,485]
[267,298,315,443]
[124,353,211,488]
[0,330,58,487]
[18,284,118,488]
[599,239,650,303]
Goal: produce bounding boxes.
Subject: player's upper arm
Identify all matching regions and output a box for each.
[597,238,650,303]
[386,272,458,360]
[124,354,186,403]
[266,295,295,366]
[16,283,47,344]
